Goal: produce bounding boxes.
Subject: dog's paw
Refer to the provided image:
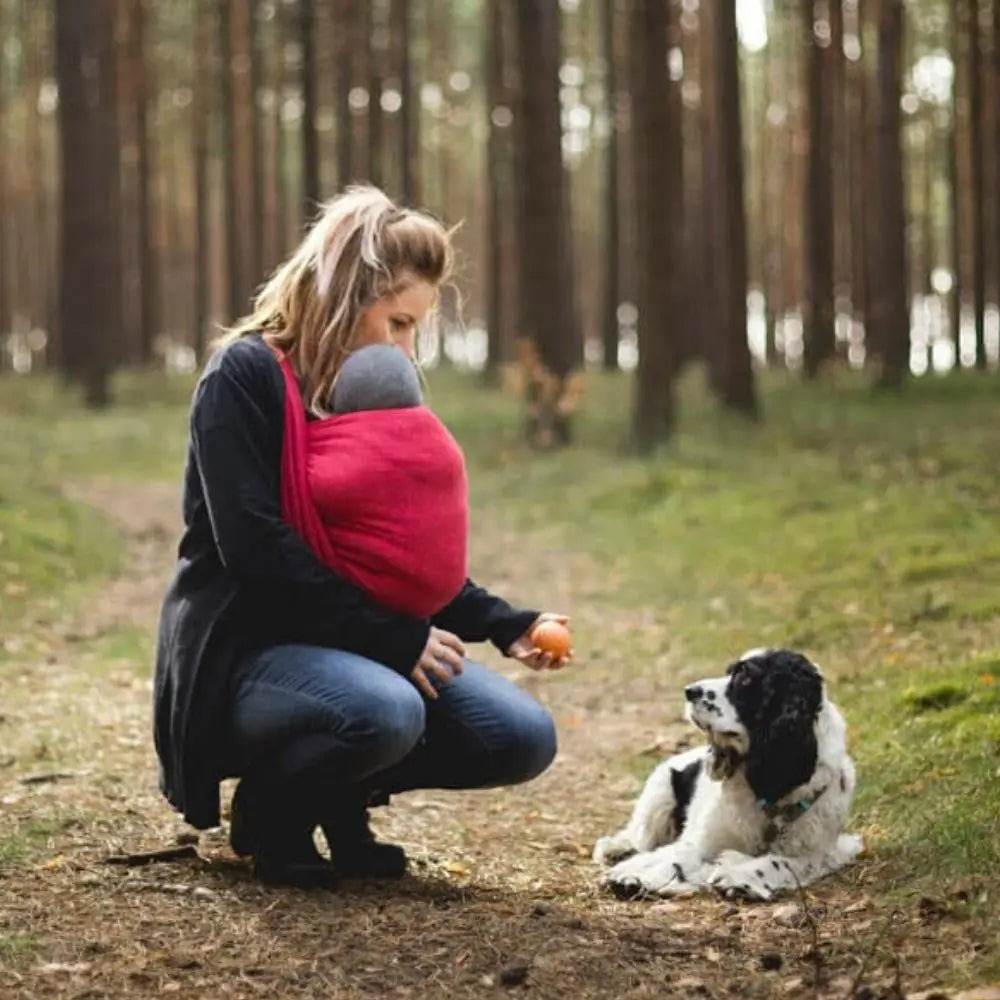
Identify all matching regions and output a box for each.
[593,832,638,866]
[707,861,776,902]
[605,852,696,898]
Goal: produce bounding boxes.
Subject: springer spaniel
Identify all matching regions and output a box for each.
[594,648,862,900]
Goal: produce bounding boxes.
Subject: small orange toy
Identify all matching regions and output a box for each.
[531,621,572,659]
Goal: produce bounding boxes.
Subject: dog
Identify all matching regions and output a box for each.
[594,648,862,900]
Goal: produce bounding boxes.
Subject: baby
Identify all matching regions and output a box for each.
[284,344,469,618]
[329,342,425,414]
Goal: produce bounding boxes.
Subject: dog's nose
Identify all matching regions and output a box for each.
[685,685,703,703]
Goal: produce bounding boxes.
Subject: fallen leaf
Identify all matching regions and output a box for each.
[442,861,470,877]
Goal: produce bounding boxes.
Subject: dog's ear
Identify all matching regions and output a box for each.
[743,654,823,803]
[744,698,819,804]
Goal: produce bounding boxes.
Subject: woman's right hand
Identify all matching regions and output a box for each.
[410,627,466,699]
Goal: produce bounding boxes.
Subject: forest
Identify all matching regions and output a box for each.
[1,3,1000,1000]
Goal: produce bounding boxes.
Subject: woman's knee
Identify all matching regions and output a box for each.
[490,702,558,785]
[353,683,426,767]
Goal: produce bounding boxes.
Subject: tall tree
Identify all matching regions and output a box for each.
[393,0,420,204]
[192,0,213,360]
[55,0,122,405]
[219,0,261,319]
[0,0,10,344]
[300,0,320,217]
[995,0,1000,327]
[513,0,583,446]
[949,0,963,349]
[484,0,512,380]
[600,0,622,372]
[705,0,757,414]
[966,0,986,368]
[866,0,908,386]
[628,0,684,447]
[803,0,837,376]
[121,0,159,364]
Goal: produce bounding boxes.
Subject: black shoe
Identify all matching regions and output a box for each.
[252,853,338,890]
[230,778,336,888]
[321,797,407,880]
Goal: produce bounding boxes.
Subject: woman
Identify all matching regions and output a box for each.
[153,186,570,888]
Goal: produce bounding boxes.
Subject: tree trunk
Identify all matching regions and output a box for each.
[995,0,1000,337]
[0,0,7,343]
[949,0,963,350]
[131,0,158,363]
[368,2,383,189]
[300,0,320,218]
[868,0,908,386]
[219,0,261,319]
[628,0,683,447]
[394,0,420,204]
[55,0,122,406]
[193,0,213,361]
[513,0,583,447]
[600,0,622,371]
[968,0,986,368]
[334,0,355,188]
[484,0,512,381]
[803,0,837,376]
[707,0,757,414]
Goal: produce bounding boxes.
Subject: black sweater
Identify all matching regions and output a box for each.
[153,334,537,828]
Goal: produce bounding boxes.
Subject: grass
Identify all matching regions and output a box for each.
[431,364,1000,889]
[1,361,1000,992]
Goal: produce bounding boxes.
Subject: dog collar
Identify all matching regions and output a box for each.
[758,785,828,846]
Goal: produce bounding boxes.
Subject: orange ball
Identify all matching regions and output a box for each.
[530,621,572,659]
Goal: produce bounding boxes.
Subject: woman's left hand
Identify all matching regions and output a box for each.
[507,613,573,671]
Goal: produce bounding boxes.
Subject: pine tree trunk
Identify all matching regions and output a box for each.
[0,0,7,345]
[968,0,986,368]
[484,0,510,381]
[803,0,837,377]
[868,0,908,386]
[948,0,963,349]
[600,0,621,371]
[708,0,757,414]
[628,0,683,447]
[301,0,320,217]
[513,0,583,447]
[192,0,213,361]
[55,0,122,405]
[219,0,261,319]
[333,0,355,188]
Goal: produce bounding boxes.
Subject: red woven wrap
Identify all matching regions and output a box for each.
[276,352,468,617]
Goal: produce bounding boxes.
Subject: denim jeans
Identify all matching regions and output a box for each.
[229,645,557,803]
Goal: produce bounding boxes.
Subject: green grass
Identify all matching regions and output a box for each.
[0,371,193,644]
[2,362,1000,893]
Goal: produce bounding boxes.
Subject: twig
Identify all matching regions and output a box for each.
[103,845,199,866]
[19,771,80,785]
[848,908,902,998]
[791,873,825,999]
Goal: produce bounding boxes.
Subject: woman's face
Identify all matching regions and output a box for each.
[354,280,436,358]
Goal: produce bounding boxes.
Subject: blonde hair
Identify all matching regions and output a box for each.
[220,185,453,415]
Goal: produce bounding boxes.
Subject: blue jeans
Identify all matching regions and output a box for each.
[229,645,557,803]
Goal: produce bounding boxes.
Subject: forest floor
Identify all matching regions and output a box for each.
[1,368,999,1000]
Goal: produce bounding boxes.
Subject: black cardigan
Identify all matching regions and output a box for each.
[153,334,537,828]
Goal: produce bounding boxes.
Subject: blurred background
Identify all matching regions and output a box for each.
[0,0,996,444]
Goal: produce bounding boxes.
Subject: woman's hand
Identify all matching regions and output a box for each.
[507,613,573,671]
[410,626,466,699]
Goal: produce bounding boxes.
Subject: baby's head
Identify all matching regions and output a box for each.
[330,344,423,414]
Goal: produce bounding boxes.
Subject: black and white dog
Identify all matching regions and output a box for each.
[594,648,862,900]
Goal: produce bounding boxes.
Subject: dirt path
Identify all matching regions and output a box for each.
[0,483,988,999]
